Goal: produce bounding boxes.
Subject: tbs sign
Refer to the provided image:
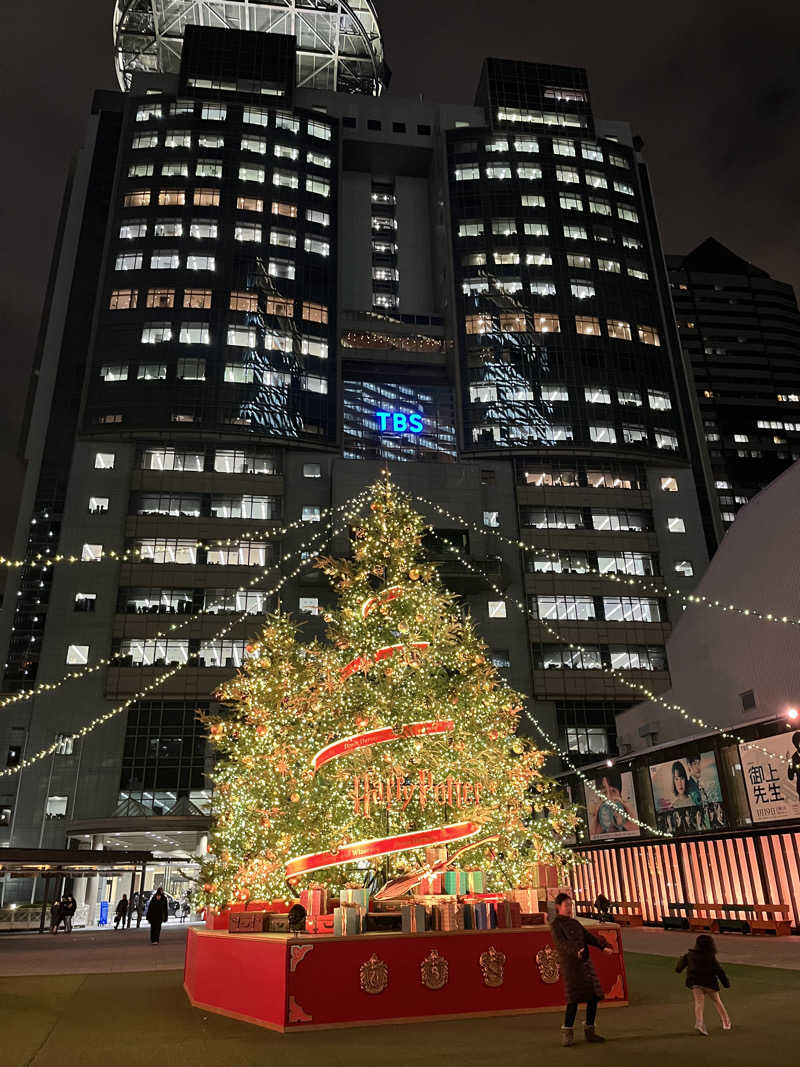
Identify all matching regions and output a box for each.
[375,411,424,434]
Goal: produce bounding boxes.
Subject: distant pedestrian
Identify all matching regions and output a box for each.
[62,895,76,933]
[114,894,129,930]
[49,899,62,935]
[133,893,144,928]
[676,934,732,1036]
[593,893,613,923]
[146,887,169,944]
[180,894,191,923]
[550,892,616,1046]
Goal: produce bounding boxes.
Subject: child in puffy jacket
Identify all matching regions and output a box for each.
[676,934,731,1036]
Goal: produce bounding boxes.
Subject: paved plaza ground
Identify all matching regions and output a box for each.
[2,926,798,1066]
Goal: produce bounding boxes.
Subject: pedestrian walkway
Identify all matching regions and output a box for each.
[622,924,800,969]
[0,922,195,976]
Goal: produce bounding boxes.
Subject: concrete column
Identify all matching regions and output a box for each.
[84,834,104,919]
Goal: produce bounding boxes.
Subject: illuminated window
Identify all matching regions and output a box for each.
[299,597,320,615]
[193,188,220,207]
[110,288,137,310]
[201,104,226,121]
[588,198,611,215]
[235,222,262,243]
[590,425,616,444]
[306,177,330,197]
[302,301,328,324]
[177,358,206,380]
[146,287,175,309]
[88,496,108,513]
[100,363,128,382]
[94,452,115,469]
[667,516,686,533]
[227,326,256,347]
[559,194,583,211]
[552,138,576,157]
[267,295,294,316]
[307,119,331,140]
[115,252,142,271]
[74,593,96,612]
[272,201,297,218]
[674,560,694,576]
[488,600,507,619]
[306,208,330,227]
[618,205,639,223]
[150,251,179,270]
[576,315,601,336]
[556,166,579,184]
[302,506,321,522]
[500,312,526,332]
[534,314,560,333]
[124,190,150,208]
[165,130,191,148]
[158,189,185,206]
[119,220,147,239]
[458,220,484,237]
[598,258,620,273]
[230,291,258,312]
[183,288,212,309]
[237,195,263,212]
[638,325,661,346]
[141,323,171,344]
[137,362,167,379]
[243,106,269,127]
[187,254,215,271]
[162,162,188,177]
[304,236,330,256]
[178,324,210,345]
[241,135,267,155]
[618,389,640,406]
[154,219,182,237]
[607,320,631,341]
[271,228,296,248]
[81,543,103,562]
[660,477,678,492]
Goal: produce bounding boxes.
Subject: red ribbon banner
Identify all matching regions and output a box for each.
[339,641,429,681]
[312,719,455,773]
[285,821,481,881]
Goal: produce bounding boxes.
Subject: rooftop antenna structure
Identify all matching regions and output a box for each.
[113,0,387,95]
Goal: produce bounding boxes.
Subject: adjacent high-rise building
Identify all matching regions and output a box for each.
[668,237,800,539]
[0,15,711,903]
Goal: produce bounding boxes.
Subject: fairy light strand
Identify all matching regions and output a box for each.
[0,499,368,780]
[437,535,794,772]
[435,538,671,839]
[414,494,800,631]
[0,494,369,713]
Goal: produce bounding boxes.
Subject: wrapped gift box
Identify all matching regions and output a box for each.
[340,886,370,909]
[228,911,269,933]
[508,888,540,913]
[432,901,459,931]
[521,911,547,926]
[266,913,290,933]
[401,903,428,933]
[464,869,485,893]
[533,864,559,888]
[425,846,448,866]
[419,873,444,894]
[462,902,475,930]
[334,904,365,936]
[443,869,468,895]
[300,885,329,916]
[474,901,489,930]
[493,901,512,929]
[305,913,335,935]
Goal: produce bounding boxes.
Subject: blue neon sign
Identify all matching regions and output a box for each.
[375,411,424,434]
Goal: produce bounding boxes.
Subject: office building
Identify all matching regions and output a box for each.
[0,11,709,904]
[668,237,800,539]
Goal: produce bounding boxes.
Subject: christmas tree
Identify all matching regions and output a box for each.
[200,474,578,908]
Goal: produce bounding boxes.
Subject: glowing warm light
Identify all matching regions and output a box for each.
[788,708,799,720]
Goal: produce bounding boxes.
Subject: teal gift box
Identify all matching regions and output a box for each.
[444,869,468,895]
[340,886,369,908]
[466,869,485,892]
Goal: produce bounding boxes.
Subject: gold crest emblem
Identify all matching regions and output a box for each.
[421,947,449,990]
[536,944,560,984]
[479,945,506,988]
[360,953,389,995]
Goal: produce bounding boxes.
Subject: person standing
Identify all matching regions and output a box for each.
[676,934,732,1035]
[550,892,615,1046]
[114,894,129,930]
[62,895,76,933]
[146,887,168,944]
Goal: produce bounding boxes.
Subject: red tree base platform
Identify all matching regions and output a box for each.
[184,922,627,1032]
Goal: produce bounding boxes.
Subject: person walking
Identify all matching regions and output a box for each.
[676,934,732,1035]
[146,887,169,944]
[62,895,76,933]
[114,894,129,930]
[134,894,144,929]
[550,892,616,1047]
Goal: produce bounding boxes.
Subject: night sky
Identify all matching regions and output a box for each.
[1,0,798,563]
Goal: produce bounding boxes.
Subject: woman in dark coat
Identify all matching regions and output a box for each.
[146,887,169,944]
[550,892,615,1046]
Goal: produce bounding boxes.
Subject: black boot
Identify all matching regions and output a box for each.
[584,1025,606,1043]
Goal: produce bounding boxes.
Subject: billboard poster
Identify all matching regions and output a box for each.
[649,751,726,835]
[739,731,800,824]
[585,769,641,840]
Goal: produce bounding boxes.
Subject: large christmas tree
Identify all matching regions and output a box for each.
[200,475,578,908]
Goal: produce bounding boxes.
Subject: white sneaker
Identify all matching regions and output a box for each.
[723,1023,732,1031]
[695,1025,708,1036]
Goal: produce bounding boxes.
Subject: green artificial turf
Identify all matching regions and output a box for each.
[1,953,797,1067]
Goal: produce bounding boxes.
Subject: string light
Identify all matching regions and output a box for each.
[0,501,354,572]
[0,495,370,713]
[436,535,796,772]
[434,538,671,838]
[414,494,800,631]
[0,497,369,781]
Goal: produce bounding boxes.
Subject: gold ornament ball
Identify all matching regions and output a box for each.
[409,568,420,580]
[290,793,300,803]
